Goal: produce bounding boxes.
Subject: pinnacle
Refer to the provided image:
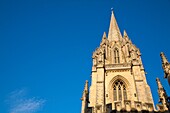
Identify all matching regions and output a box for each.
[84,80,88,92]
[102,32,107,39]
[123,30,128,37]
[160,52,169,64]
[156,77,160,82]
[156,77,163,89]
[123,30,132,43]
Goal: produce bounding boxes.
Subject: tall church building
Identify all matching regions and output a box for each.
[81,11,155,113]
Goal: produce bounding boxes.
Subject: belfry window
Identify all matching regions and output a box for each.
[113,79,127,101]
[114,48,120,63]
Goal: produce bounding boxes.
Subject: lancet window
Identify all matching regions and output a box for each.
[114,48,120,63]
[113,79,127,101]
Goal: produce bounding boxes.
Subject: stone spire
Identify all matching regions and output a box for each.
[156,78,169,111]
[108,11,122,42]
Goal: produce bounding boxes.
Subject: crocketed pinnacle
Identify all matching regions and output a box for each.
[156,78,163,89]
[160,52,169,65]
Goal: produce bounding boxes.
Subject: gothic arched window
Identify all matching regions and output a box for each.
[114,48,120,63]
[113,79,127,101]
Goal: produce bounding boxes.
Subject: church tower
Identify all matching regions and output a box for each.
[81,11,154,113]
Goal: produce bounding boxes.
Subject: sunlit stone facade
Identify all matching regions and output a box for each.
[81,11,169,113]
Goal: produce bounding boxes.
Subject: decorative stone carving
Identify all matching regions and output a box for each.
[81,10,155,113]
[160,52,170,85]
[156,78,169,111]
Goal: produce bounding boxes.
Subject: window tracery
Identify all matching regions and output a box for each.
[113,79,127,101]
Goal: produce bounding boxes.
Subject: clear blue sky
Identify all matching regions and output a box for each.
[0,0,170,113]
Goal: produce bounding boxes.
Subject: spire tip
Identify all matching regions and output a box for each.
[108,8,122,41]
